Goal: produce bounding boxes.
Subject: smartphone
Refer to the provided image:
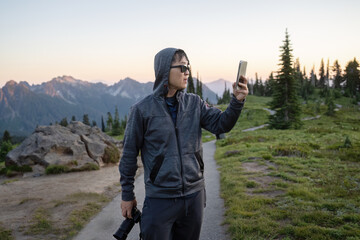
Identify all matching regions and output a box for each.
[236,60,247,90]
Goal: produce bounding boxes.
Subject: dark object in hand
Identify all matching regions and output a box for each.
[113,207,142,240]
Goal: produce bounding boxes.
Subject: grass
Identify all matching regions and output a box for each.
[215,95,360,239]
[0,164,32,177]
[23,192,111,239]
[26,208,53,235]
[45,163,100,175]
[0,222,14,240]
[1,178,19,185]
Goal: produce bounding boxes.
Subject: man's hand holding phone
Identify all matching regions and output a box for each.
[233,60,248,101]
[233,76,248,102]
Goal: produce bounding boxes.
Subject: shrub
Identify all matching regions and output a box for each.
[77,163,99,171]
[246,181,258,188]
[45,165,69,174]
[343,136,352,148]
[272,145,309,158]
[103,144,120,164]
[0,165,32,177]
[224,150,243,157]
[0,141,13,162]
[262,154,272,160]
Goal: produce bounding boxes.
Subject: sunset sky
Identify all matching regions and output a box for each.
[0,0,359,87]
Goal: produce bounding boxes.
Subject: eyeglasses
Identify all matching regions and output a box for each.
[170,65,191,73]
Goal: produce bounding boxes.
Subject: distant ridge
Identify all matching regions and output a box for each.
[205,79,233,97]
[0,76,218,136]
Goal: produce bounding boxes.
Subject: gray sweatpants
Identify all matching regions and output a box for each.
[140,189,206,240]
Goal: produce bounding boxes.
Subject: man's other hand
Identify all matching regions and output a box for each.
[121,199,137,219]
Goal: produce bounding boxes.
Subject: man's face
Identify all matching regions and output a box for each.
[169,56,190,91]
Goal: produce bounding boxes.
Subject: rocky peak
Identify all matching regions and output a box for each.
[2,80,30,97]
[4,80,18,96]
[51,75,77,83]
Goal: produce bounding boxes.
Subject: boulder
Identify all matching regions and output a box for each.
[5,122,122,175]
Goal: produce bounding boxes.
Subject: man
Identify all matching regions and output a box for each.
[120,48,248,240]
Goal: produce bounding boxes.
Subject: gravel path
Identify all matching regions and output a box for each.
[74,140,229,240]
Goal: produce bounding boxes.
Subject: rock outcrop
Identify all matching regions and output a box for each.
[5,122,121,176]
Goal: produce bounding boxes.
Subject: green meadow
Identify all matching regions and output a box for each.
[214,95,360,240]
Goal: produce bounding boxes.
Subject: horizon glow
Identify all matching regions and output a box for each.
[1,0,359,88]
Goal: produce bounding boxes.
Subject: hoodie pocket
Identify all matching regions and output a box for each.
[184,151,204,184]
[195,151,204,174]
[150,155,164,183]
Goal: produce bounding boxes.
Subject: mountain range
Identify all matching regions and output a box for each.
[0,76,232,136]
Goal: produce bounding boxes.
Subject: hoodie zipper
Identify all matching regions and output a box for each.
[163,97,185,195]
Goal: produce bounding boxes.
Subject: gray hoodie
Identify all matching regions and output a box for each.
[119,48,245,201]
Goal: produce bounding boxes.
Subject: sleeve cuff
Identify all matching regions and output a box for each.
[121,191,135,201]
[231,94,246,104]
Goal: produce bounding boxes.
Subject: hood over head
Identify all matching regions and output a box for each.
[153,48,189,97]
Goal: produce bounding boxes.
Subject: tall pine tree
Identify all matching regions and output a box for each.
[319,58,326,88]
[106,112,113,131]
[264,72,275,96]
[269,29,302,129]
[344,58,360,97]
[187,71,195,93]
[332,60,342,89]
[195,72,203,99]
[83,114,90,126]
[101,116,106,132]
[326,58,330,87]
[112,106,121,136]
[310,65,317,86]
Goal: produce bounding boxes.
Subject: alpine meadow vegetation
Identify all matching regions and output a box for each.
[213,95,360,239]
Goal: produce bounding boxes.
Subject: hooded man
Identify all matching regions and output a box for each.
[120,48,248,240]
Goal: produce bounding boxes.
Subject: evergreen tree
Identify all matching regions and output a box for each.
[217,83,231,104]
[325,93,336,116]
[195,73,203,99]
[264,72,275,96]
[0,141,13,162]
[332,60,343,89]
[343,136,352,148]
[326,58,330,87]
[187,71,195,93]
[2,130,11,143]
[248,78,254,95]
[112,106,121,136]
[101,116,106,132]
[120,115,128,132]
[106,112,113,131]
[71,116,76,121]
[253,73,260,96]
[301,67,314,101]
[92,120,97,127]
[344,58,360,97]
[0,130,12,162]
[259,78,265,96]
[83,114,90,126]
[60,117,68,127]
[294,58,304,94]
[319,58,326,88]
[199,79,203,99]
[310,66,317,86]
[269,29,302,129]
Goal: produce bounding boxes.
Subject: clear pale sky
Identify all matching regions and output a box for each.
[1,0,359,87]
